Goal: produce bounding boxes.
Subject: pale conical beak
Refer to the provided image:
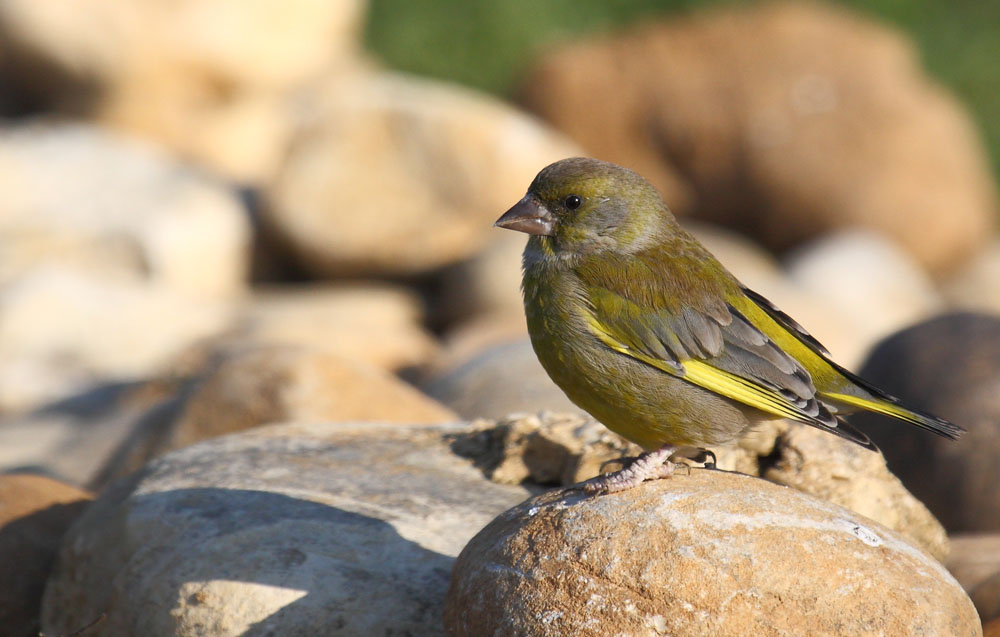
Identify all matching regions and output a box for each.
[494,195,555,236]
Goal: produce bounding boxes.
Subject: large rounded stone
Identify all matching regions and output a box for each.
[445,471,979,636]
[0,0,367,181]
[262,71,580,277]
[0,123,249,298]
[166,345,457,451]
[223,285,441,373]
[40,421,532,636]
[423,339,583,419]
[855,312,1000,533]
[784,230,942,346]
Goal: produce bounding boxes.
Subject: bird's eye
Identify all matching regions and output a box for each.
[564,195,582,210]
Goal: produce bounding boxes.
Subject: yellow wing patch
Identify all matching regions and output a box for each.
[584,310,810,423]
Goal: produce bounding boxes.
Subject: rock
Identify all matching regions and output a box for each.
[0,267,234,413]
[436,230,528,327]
[784,230,942,347]
[423,340,583,419]
[0,0,368,182]
[973,571,1000,624]
[683,220,784,291]
[0,122,250,411]
[167,345,458,451]
[445,471,978,636]
[262,71,580,277]
[40,421,532,636]
[947,535,1000,593]
[518,2,997,273]
[945,239,1000,315]
[0,474,92,637]
[455,413,947,559]
[763,424,949,560]
[428,315,529,379]
[222,285,440,373]
[987,616,1000,637]
[450,413,641,487]
[0,123,250,298]
[854,313,1000,533]
[0,378,191,488]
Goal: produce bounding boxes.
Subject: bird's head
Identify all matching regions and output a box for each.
[495,157,673,259]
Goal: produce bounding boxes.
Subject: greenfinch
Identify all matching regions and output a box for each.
[496,157,962,493]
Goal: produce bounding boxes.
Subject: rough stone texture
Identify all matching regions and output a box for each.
[222,285,440,372]
[41,421,533,636]
[262,71,580,277]
[423,340,584,420]
[0,0,368,181]
[784,230,942,348]
[0,474,92,637]
[855,313,1000,533]
[167,345,458,451]
[450,413,642,488]
[518,2,997,273]
[455,413,947,560]
[763,424,949,561]
[445,471,979,636]
[973,570,1000,624]
[947,535,1000,594]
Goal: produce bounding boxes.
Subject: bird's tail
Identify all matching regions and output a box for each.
[820,390,963,440]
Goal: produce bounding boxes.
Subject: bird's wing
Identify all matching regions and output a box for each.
[576,256,875,448]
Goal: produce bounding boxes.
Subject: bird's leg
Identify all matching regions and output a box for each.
[582,445,677,494]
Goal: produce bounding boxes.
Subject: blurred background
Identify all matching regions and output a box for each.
[6,3,1000,634]
[1,0,999,526]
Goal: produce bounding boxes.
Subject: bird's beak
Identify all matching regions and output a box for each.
[494,195,555,236]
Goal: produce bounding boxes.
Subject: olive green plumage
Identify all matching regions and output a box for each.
[496,157,962,454]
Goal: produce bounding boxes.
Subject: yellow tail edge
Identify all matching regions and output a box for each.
[820,392,963,440]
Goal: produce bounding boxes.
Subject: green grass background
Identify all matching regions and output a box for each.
[363,0,1000,178]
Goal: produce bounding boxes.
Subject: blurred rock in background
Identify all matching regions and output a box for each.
[855,313,1000,534]
[518,2,998,274]
[0,0,368,183]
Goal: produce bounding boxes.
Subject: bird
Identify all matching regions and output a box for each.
[495,157,963,494]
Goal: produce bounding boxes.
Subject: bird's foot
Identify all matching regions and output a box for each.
[583,445,677,494]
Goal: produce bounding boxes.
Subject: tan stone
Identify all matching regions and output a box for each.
[262,71,581,276]
[0,474,92,637]
[763,423,949,560]
[0,0,368,182]
[945,240,1000,315]
[0,267,234,412]
[785,230,942,347]
[40,421,531,636]
[0,123,250,298]
[223,285,440,373]
[454,412,946,559]
[167,346,457,450]
[445,471,979,636]
[519,2,997,273]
